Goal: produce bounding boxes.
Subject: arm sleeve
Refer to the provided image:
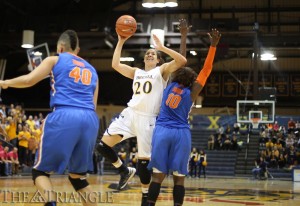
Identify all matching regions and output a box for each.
[196,46,217,87]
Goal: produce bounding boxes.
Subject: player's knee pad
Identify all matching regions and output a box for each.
[97,140,118,163]
[32,169,50,184]
[138,159,151,184]
[68,176,89,191]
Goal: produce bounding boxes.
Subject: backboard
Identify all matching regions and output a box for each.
[236,100,275,128]
[26,43,50,71]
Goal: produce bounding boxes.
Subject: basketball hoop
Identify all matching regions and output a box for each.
[250,118,261,129]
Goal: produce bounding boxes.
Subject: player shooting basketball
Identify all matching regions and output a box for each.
[97,19,187,206]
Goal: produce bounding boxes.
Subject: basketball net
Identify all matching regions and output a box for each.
[250,118,261,129]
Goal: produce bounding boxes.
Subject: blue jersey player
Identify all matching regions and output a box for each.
[147,29,221,206]
[0,30,99,206]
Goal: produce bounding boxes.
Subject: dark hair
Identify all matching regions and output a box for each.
[156,50,165,66]
[58,30,78,51]
[171,67,197,88]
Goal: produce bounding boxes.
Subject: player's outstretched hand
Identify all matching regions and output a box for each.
[208,28,221,47]
[152,34,164,50]
[178,18,192,35]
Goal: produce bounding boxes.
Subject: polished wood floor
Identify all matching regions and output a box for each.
[0,174,299,205]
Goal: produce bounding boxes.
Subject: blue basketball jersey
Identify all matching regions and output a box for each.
[50,52,98,110]
[156,82,193,129]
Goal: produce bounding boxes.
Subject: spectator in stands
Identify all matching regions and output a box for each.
[295,121,300,133]
[7,104,15,117]
[225,125,231,135]
[265,139,274,150]
[252,156,267,179]
[231,135,239,150]
[259,128,268,147]
[223,135,231,150]
[26,115,35,130]
[129,147,138,170]
[214,133,222,150]
[38,113,44,125]
[18,124,31,166]
[273,121,280,133]
[33,115,40,129]
[0,142,3,151]
[0,105,7,118]
[118,147,127,164]
[0,146,10,176]
[274,139,283,152]
[207,135,214,150]
[29,124,41,166]
[277,153,286,168]
[197,150,206,178]
[288,118,296,134]
[8,147,19,175]
[5,115,18,147]
[233,122,240,135]
[189,147,198,177]
[285,134,295,148]
[268,151,278,168]
[218,125,224,135]
[286,145,297,166]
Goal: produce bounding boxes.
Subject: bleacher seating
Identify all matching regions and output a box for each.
[191,129,237,176]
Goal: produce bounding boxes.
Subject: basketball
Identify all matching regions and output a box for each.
[121,153,126,159]
[132,157,137,163]
[202,161,207,166]
[116,15,137,37]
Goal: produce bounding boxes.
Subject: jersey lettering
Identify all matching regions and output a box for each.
[69,67,92,85]
[166,93,182,109]
[134,81,153,94]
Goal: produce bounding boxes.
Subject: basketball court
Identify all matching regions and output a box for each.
[0,174,299,205]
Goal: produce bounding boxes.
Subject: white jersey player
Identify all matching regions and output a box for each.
[97,33,186,205]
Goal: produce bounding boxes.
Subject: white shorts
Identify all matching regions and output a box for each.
[104,107,156,158]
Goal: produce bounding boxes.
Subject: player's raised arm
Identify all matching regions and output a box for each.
[179,18,192,58]
[111,35,137,79]
[156,34,187,80]
[190,28,221,102]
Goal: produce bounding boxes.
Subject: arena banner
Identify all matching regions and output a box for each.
[290,74,300,96]
[205,73,221,97]
[190,115,300,131]
[222,74,238,97]
[274,74,289,96]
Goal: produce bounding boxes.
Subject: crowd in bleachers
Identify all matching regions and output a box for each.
[257,118,300,170]
[207,123,243,151]
[0,103,44,176]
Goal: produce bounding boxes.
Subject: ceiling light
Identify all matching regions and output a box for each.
[154,0,165,8]
[142,0,155,8]
[22,30,34,48]
[260,52,277,61]
[165,0,178,7]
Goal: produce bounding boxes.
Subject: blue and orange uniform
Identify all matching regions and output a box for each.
[34,52,99,174]
[148,45,217,175]
[148,82,193,175]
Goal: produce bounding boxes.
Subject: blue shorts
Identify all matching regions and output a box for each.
[34,107,99,174]
[148,125,191,175]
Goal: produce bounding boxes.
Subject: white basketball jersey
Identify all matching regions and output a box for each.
[127,67,167,115]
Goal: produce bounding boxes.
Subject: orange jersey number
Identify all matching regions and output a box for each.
[69,67,92,85]
[166,93,182,109]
